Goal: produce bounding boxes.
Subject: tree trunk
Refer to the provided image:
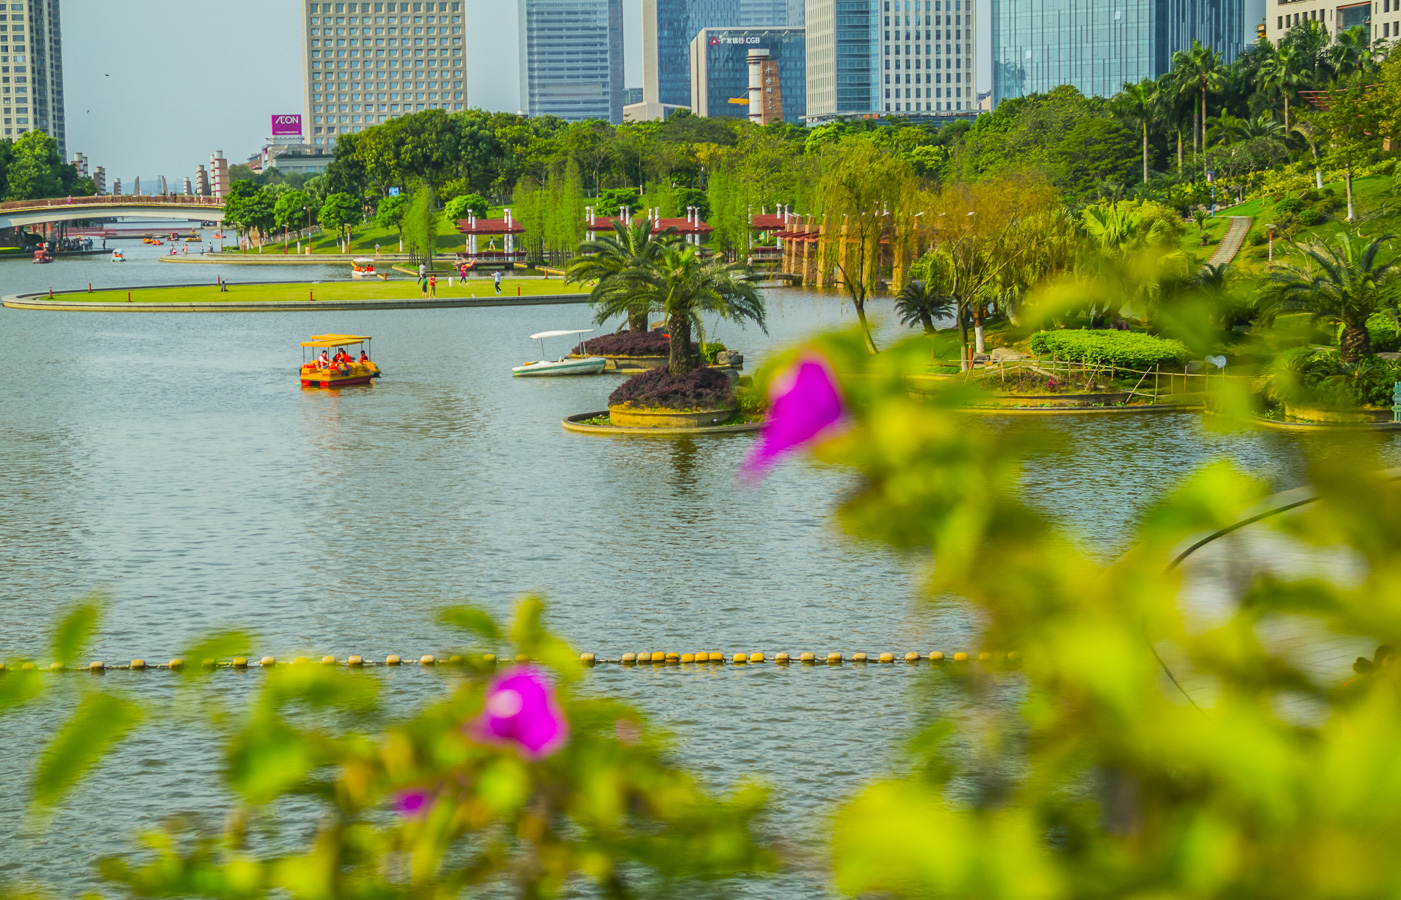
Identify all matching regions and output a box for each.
[853,296,878,354]
[1284,95,1290,131]
[1142,124,1149,183]
[958,305,970,371]
[1177,131,1183,173]
[920,312,935,334]
[1340,321,1370,363]
[1193,109,1200,155]
[667,310,697,375]
[1345,161,1356,222]
[629,306,649,333]
[1201,86,1208,151]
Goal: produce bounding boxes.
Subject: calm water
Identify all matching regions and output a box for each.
[2,238,1398,895]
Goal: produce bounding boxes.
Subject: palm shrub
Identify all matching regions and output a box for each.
[1268,232,1400,362]
[567,219,676,333]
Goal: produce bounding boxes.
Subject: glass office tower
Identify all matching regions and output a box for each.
[519,0,624,123]
[991,0,1244,104]
[643,0,791,108]
[689,27,806,123]
[806,0,881,118]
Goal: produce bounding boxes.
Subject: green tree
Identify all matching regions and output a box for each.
[374,192,406,247]
[6,130,63,200]
[223,181,276,248]
[1259,43,1306,130]
[1269,232,1399,362]
[443,192,488,224]
[1170,40,1227,153]
[401,185,440,268]
[895,265,958,334]
[319,192,364,252]
[1302,77,1382,220]
[567,218,677,333]
[272,190,311,244]
[1114,79,1159,183]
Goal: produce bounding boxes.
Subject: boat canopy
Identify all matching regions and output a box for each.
[352,257,375,264]
[529,329,594,340]
[301,333,372,348]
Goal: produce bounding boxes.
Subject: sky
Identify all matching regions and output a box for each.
[63,0,644,181]
[63,0,987,185]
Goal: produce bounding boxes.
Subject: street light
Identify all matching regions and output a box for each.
[1265,223,1276,265]
[1206,169,1216,217]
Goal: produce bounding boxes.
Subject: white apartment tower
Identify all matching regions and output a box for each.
[881,0,974,115]
[1,0,66,154]
[303,0,467,147]
[92,166,105,193]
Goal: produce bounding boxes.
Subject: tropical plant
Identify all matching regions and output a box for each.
[895,279,957,334]
[1259,44,1306,129]
[1170,40,1228,153]
[1269,232,1400,361]
[567,218,678,334]
[1114,79,1159,183]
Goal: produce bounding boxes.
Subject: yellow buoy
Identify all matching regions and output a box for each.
[0,662,7,673]
[168,659,185,671]
[732,652,747,665]
[665,652,680,665]
[49,662,64,672]
[708,651,724,663]
[347,655,364,667]
[749,652,764,664]
[651,651,666,664]
[1007,650,1021,665]
[621,652,637,666]
[978,651,993,663]
[775,652,791,664]
[386,654,402,666]
[202,658,217,670]
[953,652,969,663]
[695,651,710,663]
[482,653,497,669]
[231,657,249,669]
[580,653,596,666]
[21,662,37,671]
[680,653,694,663]
[852,652,868,663]
[292,657,309,666]
[420,655,436,666]
[321,656,337,666]
[88,661,105,672]
[827,652,842,665]
[260,656,276,668]
[904,652,920,663]
[800,652,815,664]
[130,659,146,671]
[928,651,944,664]
[515,654,528,663]
[447,654,464,667]
[878,653,894,664]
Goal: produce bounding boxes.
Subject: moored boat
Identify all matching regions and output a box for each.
[513,329,606,377]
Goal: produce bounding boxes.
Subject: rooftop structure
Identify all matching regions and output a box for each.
[456,210,526,267]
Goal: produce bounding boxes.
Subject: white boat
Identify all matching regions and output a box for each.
[512,329,606,377]
[351,257,377,279]
[110,250,125,262]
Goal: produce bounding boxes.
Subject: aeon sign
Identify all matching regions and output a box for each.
[271,114,303,137]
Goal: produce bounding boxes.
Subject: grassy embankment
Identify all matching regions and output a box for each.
[52,277,589,305]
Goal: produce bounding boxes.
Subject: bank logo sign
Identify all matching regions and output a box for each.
[710,34,763,45]
[271,114,303,137]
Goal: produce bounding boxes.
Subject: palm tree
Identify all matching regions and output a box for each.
[1237,113,1286,142]
[1205,111,1245,146]
[1328,25,1374,78]
[1115,79,1159,183]
[592,244,766,375]
[1269,233,1400,362]
[1170,40,1227,154]
[895,278,957,334]
[566,218,677,333]
[1259,44,1305,130]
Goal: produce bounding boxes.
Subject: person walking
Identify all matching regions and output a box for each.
[419,273,428,298]
[493,270,502,295]
[429,274,437,298]
[418,262,426,279]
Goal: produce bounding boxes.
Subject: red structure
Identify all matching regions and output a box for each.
[748,204,798,264]
[585,207,713,247]
[457,210,526,269]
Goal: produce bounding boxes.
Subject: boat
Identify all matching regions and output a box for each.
[299,334,382,389]
[512,329,606,377]
[32,247,52,264]
[184,236,201,243]
[350,257,377,279]
[111,249,125,262]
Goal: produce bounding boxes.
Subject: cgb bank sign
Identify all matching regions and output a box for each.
[271,114,303,137]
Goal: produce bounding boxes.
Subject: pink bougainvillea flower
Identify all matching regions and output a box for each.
[742,354,849,479]
[394,787,432,817]
[469,666,569,759]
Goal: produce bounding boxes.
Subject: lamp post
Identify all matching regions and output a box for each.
[1265,223,1276,265]
[1206,169,1216,217]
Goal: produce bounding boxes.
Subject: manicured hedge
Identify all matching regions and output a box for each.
[1028,330,1189,371]
[608,366,734,410]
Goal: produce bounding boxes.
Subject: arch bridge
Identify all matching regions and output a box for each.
[0,195,226,229]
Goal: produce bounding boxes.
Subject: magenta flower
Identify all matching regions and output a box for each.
[470,666,569,758]
[742,354,848,478]
[394,787,432,817]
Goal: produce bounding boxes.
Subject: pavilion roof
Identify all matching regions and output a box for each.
[457,218,525,235]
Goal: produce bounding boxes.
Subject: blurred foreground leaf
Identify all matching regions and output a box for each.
[33,691,141,809]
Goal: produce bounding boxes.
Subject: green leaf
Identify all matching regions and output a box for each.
[0,667,43,716]
[439,606,501,642]
[51,601,101,668]
[32,691,141,808]
[178,630,257,679]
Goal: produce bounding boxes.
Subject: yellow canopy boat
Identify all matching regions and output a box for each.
[299,334,382,389]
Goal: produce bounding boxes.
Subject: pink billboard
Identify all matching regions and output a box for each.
[271,114,303,137]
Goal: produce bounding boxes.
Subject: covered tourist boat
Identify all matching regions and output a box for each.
[351,257,378,279]
[299,334,382,389]
[513,329,606,377]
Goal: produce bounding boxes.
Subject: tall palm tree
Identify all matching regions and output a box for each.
[592,244,766,375]
[566,218,677,333]
[1170,40,1227,154]
[1114,79,1159,183]
[1269,233,1400,362]
[1328,25,1374,78]
[895,278,957,334]
[1259,44,1305,130]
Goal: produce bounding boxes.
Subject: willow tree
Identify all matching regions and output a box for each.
[401,185,440,268]
[815,135,916,353]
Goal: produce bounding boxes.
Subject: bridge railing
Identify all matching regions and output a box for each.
[0,194,225,212]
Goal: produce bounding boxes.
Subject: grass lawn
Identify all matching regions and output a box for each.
[61,277,589,304]
[245,224,474,256]
[1180,215,1233,265]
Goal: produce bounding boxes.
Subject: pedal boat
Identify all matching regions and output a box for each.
[299,334,383,389]
[513,329,606,377]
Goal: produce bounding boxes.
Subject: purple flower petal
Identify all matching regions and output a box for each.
[470,666,569,758]
[395,788,431,817]
[742,354,848,478]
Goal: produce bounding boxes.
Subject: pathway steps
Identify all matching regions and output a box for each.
[1205,215,1252,269]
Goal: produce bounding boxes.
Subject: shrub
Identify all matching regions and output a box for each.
[575,331,673,356]
[1028,330,1190,371]
[608,366,735,410]
[1298,208,1325,226]
[1275,197,1304,215]
[700,341,729,364]
[1247,227,1269,246]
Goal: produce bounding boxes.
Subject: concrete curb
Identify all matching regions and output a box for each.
[562,411,762,436]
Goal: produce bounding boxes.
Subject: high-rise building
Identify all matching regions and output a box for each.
[518,0,624,123]
[992,0,1244,104]
[1,0,65,155]
[133,176,141,196]
[70,152,87,177]
[195,165,209,197]
[689,27,806,124]
[112,178,121,196]
[183,177,193,196]
[1265,0,1376,44]
[209,152,229,199]
[93,166,105,194]
[640,0,791,116]
[878,0,975,114]
[159,175,168,196]
[303,1,467,147]
[805,0,879,119]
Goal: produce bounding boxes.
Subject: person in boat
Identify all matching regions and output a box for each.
[359,350,370,363]
[318,350,331,369]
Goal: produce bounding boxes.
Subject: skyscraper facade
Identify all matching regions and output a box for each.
[879,0,975,114]
[804,0,880,119]
[303,0,468,147]
[1,0,65,155]
[519,0,624,123]
[689,27,806,123]
[641,0,791,113]
[991,0,1244,104]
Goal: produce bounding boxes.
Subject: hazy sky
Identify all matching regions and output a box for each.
[63,0,644,181]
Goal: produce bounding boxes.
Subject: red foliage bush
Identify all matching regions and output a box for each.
[607,366,734,410]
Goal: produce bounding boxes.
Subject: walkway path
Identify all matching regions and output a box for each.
[1204,215,1252,269]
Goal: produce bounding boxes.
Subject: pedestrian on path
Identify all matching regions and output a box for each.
[429,274,437,298]
[493,270,502,295]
